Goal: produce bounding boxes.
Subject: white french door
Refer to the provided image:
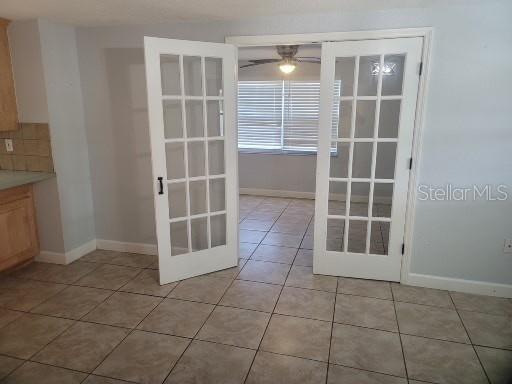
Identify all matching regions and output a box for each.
[313,38,423,281]
[144,37,238,284]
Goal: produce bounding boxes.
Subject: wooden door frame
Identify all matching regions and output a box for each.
[226,28,434,284]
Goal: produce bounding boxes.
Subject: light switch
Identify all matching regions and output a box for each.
[5,139,13,152]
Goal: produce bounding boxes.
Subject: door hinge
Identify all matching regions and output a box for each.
[419,62,423,76]
[408,157,413,170]
[401,243,405,255]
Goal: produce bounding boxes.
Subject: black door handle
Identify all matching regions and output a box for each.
[157,177,164,195]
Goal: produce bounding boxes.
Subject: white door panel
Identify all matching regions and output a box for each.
[144,37,238,284]
[314,37,422,281]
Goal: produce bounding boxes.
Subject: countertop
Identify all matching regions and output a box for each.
[0,170,55,190]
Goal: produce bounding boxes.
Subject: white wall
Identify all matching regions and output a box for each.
[8,20,65,254]
[76,1,512,287]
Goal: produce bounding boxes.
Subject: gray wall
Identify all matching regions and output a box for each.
[76,1,512,285]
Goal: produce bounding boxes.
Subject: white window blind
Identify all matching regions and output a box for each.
[238,80,341,152]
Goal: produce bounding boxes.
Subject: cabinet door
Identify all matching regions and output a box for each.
[0,19,18,132]
[0,195,38,270]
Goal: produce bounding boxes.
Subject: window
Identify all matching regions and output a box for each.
[238,80,341,153]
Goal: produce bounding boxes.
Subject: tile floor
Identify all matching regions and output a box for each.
[0,195,511,384]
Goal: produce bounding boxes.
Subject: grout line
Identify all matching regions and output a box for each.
[325,276,339,384]
[391,287,411,383]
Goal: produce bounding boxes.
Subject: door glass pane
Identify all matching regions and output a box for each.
[382,54,405,96]
[326,218,344,251]
[378,100,401,138]
[211,214,226,247]
[335,57,355,97]
[347,220,366,253]
[186,100,204,138]
[166,142,185,180]
[207,100,224,137]
[337,100,352,138]
[191,217,208,251]
[208,140,225,175]
[187,141,205,177]
[370,221,385,255]
[209,178,225,212]
[168,182,187,219]
[329,142,350,178]
[205,57,223,97]
[183,56,202,96]
[328,181,346,215]
[355,100,375,138]
[375,143,397,179]
[380,221,390,254]
[352,142,372,178]
[160,55,180,95]
[357,55,379,96]
[189,180,207,215]
[350,182,369,217]
[373,183,393,218]
[170,220,188,256]
[163,100,182,139]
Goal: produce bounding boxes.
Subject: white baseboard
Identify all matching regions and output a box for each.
[240,188,315,200]
[96,239,157,255]
[405,273,512,298]
[36,239,97,265]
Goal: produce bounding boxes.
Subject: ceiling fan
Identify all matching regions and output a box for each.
[239,45,320,74]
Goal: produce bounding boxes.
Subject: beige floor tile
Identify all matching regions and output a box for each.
[208,259,247,279]
[0,278,67,311]
[240,219,274,231]
[450,291,512,317]
[94,330,189,384]
[251,244,297,264]
[335,294,398,332]
[261,314,331,361]
[337,277,392,300]
[475,346,512,384]
[0,308,22,329]
[119,269,177,297]
[31,285,113,320]
[81,249,122,264]
[300,235,314,250]
[239,242,258,258]
[293,249,313,267]
[109,252,157,268]
[0,355,23,380]
[286,266,337,292]
[220,280,281,312]
[270,221,308,236]
[33,321,128,372]
[238,260,290,285]
[395,301,469,343]
[83,376,131,384]
[3,362,86,384]
[330,323,405,377]
[262,232,304,248]
[0,313,73,359]
[11,261,98,284]
[168,275,232,304]
[276,286,335,321]
[75,264,141,290]
[401,334,488,384]
[459,310,512,349]
[327,364,407,384]
[196,306,270,349]
[138,298,214,337]
[164,340,255,384]
[83,291,161,328]
[246,351,327,384]
[240,229,267,244]
[391,283,454,308]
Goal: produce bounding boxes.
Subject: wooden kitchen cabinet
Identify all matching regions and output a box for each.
[0,18,18,132]
[0,185,39,271]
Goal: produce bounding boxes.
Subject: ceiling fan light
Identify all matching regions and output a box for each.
[279,62,296,74]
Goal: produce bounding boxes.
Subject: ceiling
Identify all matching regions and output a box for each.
[0,0,473,27]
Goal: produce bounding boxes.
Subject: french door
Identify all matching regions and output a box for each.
[144,37,238,284]
[313,38,423,281]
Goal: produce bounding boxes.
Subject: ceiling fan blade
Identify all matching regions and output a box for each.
[296,56,321,60]
[296,59,321,64]
[239,62,268,68]
[248,59,281,64]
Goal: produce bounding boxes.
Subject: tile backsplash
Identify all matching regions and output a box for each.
[0,123,54,172]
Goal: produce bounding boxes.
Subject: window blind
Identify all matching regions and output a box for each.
[238,80,341,152]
